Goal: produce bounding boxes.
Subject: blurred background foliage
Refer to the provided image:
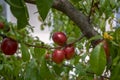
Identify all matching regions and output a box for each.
[0,0,120,80]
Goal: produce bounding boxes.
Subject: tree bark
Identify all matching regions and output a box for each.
[24,0,98,39]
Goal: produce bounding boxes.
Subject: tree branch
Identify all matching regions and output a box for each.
[52,0,98,39]
[24,0,98,39]
[88,0,94,22]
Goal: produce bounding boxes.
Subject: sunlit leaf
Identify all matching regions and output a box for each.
[89,43,106,76]
[34,47,46,60]
[36,0,53,21]
[20,43,30,61]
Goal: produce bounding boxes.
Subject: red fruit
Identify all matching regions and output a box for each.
[52,32,67,46]
[1,38,18,55]
[52,49,65,64]
[64,45,75,60]
[0,22,4,29]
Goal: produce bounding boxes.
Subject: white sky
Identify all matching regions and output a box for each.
[9,3,52,44]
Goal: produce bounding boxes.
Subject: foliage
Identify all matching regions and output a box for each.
[5,0,29,29]
[0,0,120,80]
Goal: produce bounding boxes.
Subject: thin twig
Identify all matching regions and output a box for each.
[24,43,58,50]
[86,71,110,79]
[88,0,94,22]
[0,33,85,50]
[25,34,85,50]
[69,34,85,45]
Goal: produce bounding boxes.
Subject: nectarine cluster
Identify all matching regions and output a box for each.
[48,32,75,64]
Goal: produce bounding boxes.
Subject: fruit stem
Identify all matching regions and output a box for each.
[69,34,85,45]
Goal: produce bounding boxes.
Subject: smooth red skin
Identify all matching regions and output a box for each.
[0,22,4,29]
[64,45,75,60]
[1,38,18,55]
[52,49,65,64]
[52,32,67,46]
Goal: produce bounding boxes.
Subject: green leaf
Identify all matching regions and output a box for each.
[0,5,3,13]
[75,63,94,80]
[20,43,30,61]
[53,64,64,76]
[24,59,41,80]
[0,64,3,70]
[40,58,55,80]
[4,64,13,72]
[114,27,120,43]
[71,0,80,3]
[75,63,86,76]
[111,62,120,80]
[5,0,29,29]
[36,0,53,21]
[89,43,106,76]
[33,47,46,60]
